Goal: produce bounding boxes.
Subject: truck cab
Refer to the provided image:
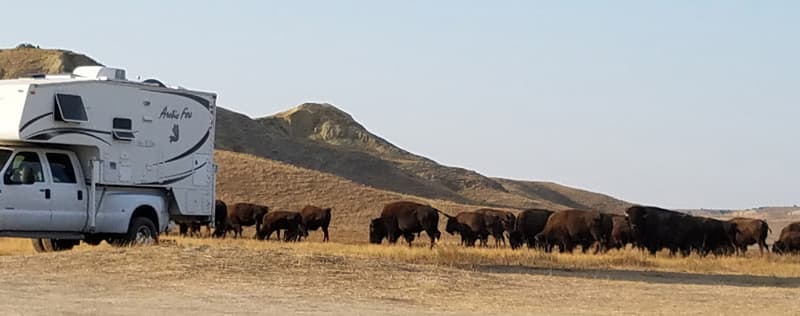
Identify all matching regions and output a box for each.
[0,146,87,232]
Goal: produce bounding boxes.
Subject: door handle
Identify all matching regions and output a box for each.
[78,190,83,200]
[40,188,51,199]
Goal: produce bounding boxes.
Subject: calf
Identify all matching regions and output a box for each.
[258,211,307,241]
[444,212,495,247]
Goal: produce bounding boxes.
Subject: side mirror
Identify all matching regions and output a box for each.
[20,167,35,185]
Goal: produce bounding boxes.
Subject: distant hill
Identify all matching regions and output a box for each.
[1,46,632,213]
[0,46,100,79]
[217,104,633,212]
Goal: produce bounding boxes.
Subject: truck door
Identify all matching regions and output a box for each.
[0,151,52,231]
[44,152,87,232]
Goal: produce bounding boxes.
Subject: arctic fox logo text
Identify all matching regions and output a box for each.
[169,124,180,143]
[159,106,193,120]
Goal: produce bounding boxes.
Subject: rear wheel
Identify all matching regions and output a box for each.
[112,217,158,247]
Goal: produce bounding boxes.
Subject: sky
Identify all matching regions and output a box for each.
[1,1,798,209]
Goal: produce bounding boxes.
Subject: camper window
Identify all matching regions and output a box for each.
[112,118,135,141]
[54,94,89,123]
[3,152,44,185]
[46,153,77,184]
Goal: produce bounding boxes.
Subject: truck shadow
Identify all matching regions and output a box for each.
[469,265,800,289]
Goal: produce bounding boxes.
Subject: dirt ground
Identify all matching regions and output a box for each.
[0,241,798,316]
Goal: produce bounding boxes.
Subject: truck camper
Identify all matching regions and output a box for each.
[0,66,216,251]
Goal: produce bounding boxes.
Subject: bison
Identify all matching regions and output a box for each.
[369,201,441,248]
[772,222,800,255]
[473,208,516,246]
[534,209,604,253]
[696,217,736,256]
[443,212,495,247]
[626,205,704,256]
[599,213,632,252]
[508,209,553,249]
[300,206,332,242]
[212,200,229,238]
[227,203,270,239]
[257,211,307,242]
[727,217,770,255]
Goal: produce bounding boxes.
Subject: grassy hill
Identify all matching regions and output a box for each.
[1,46,632,215]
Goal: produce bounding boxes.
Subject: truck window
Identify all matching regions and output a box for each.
[3,152,45,184]
[46,153,77,183]
[0,150,10,171]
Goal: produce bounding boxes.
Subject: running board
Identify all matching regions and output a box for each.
[0,231,85,240]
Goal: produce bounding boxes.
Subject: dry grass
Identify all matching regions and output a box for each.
[168,236,800,279]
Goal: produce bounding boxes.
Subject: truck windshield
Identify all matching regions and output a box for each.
[0,150,10,171]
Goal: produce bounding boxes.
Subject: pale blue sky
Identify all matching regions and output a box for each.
[2,1,798,209]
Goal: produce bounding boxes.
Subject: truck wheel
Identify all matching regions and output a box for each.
[83,237,103,246]
[31,239,76,252]
[31,239,46,253]
[120,217,159,246]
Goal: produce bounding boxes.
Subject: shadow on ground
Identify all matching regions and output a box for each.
[468,265,800,289]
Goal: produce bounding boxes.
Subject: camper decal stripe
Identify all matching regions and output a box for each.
[157,129,210,165]
[19,112,54,132]
[28,131,111,146]
[141,88,212,111]
[137,162,207,185]
[27,127,112,136]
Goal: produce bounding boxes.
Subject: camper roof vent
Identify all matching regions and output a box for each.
[73,66,127,81]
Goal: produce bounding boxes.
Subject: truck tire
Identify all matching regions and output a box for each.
[31,239,46,253]
[114,217,159,247]
[31,239,77,252]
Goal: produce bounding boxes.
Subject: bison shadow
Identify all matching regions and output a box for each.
[466,265,800,289]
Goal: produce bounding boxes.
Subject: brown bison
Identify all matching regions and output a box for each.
[727,217,770,255]
[473,208,516,246]
[509,209,554,249]
[369,201,441,248]
[257,211,307,242]
[300,206,332,242]
[772,222,800,255]
[535,209,604,253]
[600,213,632,252]
[227,203,270,239]
[443,212,496,247]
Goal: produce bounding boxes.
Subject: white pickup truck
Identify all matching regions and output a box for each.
[0,66,217,251]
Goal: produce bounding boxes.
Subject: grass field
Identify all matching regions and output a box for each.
[1,235,798,315]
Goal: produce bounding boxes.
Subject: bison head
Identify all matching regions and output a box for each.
[772,241,785,254]
[369,218,387,244]
[445,216,460,235]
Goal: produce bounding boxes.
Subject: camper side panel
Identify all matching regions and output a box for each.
[19,81,216,216]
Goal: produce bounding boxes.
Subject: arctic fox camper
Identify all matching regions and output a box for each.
[0,66,216,251]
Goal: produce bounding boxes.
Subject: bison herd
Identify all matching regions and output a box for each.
[174,199,800,256]
[173,200,332,242]
[368,201,800,256]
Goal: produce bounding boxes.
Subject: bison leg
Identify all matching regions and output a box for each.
[322,226,330,242]
[403,233,415,247]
